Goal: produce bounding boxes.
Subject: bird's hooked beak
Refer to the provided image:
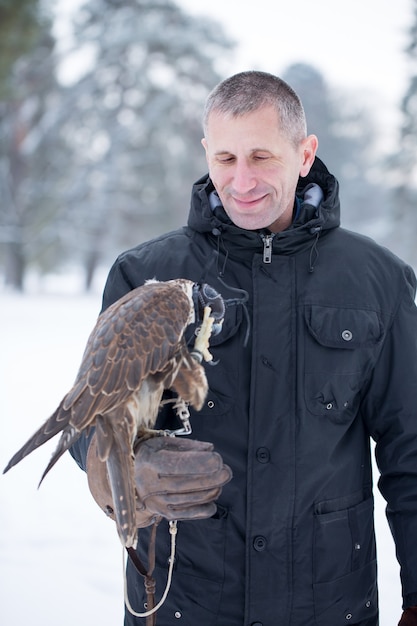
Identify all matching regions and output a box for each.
[193,283,225,336]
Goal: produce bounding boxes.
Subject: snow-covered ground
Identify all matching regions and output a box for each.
[0,288,402,625]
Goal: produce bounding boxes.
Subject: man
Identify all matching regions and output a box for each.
[71,71,417,625]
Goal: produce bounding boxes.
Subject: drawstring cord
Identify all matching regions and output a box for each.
[213,229,251,347]
[217,274,251,347]
[308,227,321,273]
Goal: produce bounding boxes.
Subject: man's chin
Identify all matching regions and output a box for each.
[230,216,271,231]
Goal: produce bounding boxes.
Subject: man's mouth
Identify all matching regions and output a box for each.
[232,194,267,209]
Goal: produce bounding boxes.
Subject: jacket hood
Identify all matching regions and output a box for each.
[187,157,340,261]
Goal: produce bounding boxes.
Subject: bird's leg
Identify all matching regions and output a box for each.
[157,397,191,436]
[173,397,192,435]
[133,427,165,442]
[190,306,214,363]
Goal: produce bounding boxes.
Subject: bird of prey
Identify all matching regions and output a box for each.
[3,278,225,548]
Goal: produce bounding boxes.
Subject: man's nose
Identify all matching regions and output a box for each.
[231,161,257,194]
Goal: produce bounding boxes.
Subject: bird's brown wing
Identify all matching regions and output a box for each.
[3,281,193,476]
[64,281,192,429]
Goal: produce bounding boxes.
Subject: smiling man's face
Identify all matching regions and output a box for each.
[202,104,318,232]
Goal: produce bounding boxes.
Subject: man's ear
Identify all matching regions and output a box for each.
[300,134,318,177]
[201,137,209,165]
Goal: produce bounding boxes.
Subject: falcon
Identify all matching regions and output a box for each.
[3,278,225,548]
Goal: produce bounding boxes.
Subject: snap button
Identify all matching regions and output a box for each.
[253,536,267,551]
[345,614,353,620]
[342,329,353,341]
[365,601,371,608]
[174,611,182,618]
[326,403,333,410]
[256,447,270,463]
[207,400,215,408]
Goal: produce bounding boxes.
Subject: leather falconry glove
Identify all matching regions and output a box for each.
[87,434,232,528]
[399,607,417,625]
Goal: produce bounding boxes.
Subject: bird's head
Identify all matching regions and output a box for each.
[192,283,225,336]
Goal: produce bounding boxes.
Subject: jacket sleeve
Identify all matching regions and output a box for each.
[362,264,417,609]
[99,253,140,313]
[69,256,141,470]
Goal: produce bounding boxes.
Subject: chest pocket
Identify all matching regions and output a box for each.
[304,305,383,422]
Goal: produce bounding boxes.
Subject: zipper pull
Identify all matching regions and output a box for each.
[261,233,274,263]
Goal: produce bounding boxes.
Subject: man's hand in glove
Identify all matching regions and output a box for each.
[86,434,232,528]
[399,607,417,625]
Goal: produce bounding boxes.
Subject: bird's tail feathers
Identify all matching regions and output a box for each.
[95,413,115,461]
[99,416,137,548]
[38,424,85,487]
[3,399,72,475]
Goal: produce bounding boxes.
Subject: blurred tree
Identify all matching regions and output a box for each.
[0,0,234,291]
[388,0,417,267]
[0,0,46,97]
[283,63,389,238]
[58,0,234,289]
[0,1,71,290]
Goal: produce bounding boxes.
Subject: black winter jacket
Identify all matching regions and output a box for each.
[71,158,417,626]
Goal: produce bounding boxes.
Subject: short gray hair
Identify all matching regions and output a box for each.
[203,70,307,146]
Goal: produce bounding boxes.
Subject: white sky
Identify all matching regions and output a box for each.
[55,0,413,104]
[178,0,412,107]
[54,0,413,144]
[178,0,414,145]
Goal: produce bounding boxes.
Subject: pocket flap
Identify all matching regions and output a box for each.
[305,306,383,350]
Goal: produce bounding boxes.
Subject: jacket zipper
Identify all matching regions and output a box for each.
[260,233,275,264]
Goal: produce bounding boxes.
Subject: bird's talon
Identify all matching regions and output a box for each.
[193,306,214,362]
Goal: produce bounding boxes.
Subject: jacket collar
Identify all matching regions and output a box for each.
[187,157,340,260]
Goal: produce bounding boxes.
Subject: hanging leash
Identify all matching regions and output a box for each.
[122,401,190,624]
[124,519,178,626]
